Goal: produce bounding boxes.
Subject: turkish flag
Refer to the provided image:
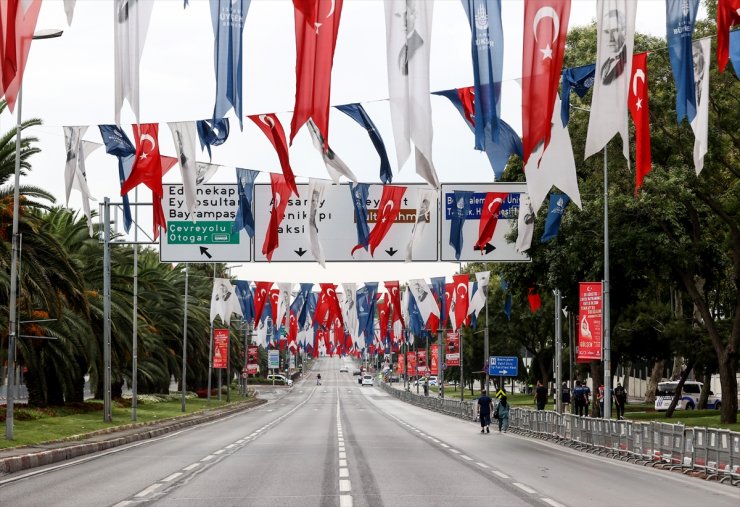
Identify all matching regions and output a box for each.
[427,292,440,334]
[1,0,42,112]
[313,283,342,328]
[717,0,740,73]
[269,288,280,325]
[522,0,571,163]
[457,86,476,126]
[262,173,293,261]
[384,280,404,329]
[248,114,298,196]
[290,0,344,149]
[377,293,389,342]
[253,281,273,325]
[453,274,469,331]
[528,287,542,313]
[444,283,454,329]
[475,192,508,252]
[628,52,652,196]
[288,310,299,344]
[354,185,407,256]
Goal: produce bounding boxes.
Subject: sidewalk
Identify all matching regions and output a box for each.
[0,397,266,476]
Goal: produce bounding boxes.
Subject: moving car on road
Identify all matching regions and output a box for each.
[361,374,374,386]
[339,366,349,373]
[266,374,293,387]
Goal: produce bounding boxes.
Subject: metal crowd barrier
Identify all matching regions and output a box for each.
[378,382,740,485]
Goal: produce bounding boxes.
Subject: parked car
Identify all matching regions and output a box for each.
[339,366,349,373]
[266,374,293,387]
[361,374,374,386]
[352,370,362,376]
[654,380,720,411]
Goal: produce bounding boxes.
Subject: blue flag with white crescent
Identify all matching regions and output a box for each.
[336,104,393,184]
[407,289,425,336]
[197,118,230,159]
[730,29,740,80]
[666,0,700,123]
[234,280,255,324]
[431,276,446,324]
[450,190,473,260]
[358,283,379,346]
[541,194,570,242]
[461,0,503,148]
[99,125,136,232]
[349,183,371,251]
[434,89,521,180]
[210,0,251,129]
[295,283,314,328]
[560,64,595,126]
[232,168,258,237]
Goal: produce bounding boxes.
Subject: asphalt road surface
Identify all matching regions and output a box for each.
[0,357,737,506]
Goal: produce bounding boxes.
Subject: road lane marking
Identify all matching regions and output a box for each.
[339,479,352,492]
[449,449,460,454]
[513,483,537,494]
[200,455,215,462]
[460,455,473,461]
[340,495,353,507]
[225,444,236,449]
[339,468,349,478]
[213,449,225,455]
[493,471,509,479]
[162,472,182,482]
[440,443,449,448]
[337,395,353,503]
[541,498,565,507]
[339,459,347,467]
[134,484,161,497]
[339,452,346,459]
[477,462,489,468]
[183,463,200,471]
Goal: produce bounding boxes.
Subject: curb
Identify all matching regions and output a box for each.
[0,398,267,476]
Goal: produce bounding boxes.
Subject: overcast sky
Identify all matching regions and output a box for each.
[4,0,706,284]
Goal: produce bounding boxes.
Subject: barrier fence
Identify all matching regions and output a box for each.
[379,382,740,485]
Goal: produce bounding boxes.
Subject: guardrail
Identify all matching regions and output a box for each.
[379,382,740,485]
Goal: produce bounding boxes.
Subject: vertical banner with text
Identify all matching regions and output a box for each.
[431,347,439,376]
[246,345,259,375]
[446,331,460,366]
[397,353,405,375]
[417,350,428,375]
[406,351,416,377]
[577,282,603,363]
[213,329,229,369]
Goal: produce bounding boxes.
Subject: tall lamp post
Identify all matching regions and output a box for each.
[6,28,64,441]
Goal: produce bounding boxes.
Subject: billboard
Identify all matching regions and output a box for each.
[213,329,229,369]
[446,331,460,366]
[577,282,603,362]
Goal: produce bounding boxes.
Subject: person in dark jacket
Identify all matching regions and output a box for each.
[495,395,510,433]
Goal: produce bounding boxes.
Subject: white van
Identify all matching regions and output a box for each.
[654,380,720,411]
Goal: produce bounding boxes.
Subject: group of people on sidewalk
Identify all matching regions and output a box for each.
[475,388,510,434]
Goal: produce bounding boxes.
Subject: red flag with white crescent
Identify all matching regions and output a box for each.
[475,192,508,253]
[262,173,293,261]
[354,185,407,256]
[717,0,740,73]
[377,293,389,342]
[457,86,476,126]
[269,289,280,325]
[253,281,273,324]
[444,283,454,330]
[628,52,652,195]
[290,0,344,149]
[453,274,469,331]
[248,114,298,196]
[528,287,542,313]
[522,0,571,164]
[384,280,404,329]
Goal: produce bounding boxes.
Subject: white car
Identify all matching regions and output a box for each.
[361,374,374,386]
[339,366,349,373]
[654,380,720,411]
[266,374,293,387]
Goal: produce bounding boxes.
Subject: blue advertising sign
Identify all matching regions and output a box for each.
[488,356,518,377]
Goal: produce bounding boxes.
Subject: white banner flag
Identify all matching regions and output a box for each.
[516,194,534,253]
[114,0,154,124]
[691,37,711,175]
[168,121,198,215]
[585,0,636,162]
[405,188,437,262]
[468,271,490,318]
[79,141,102,236]
[524,95,582,212]
[64,0,76,25]
[63,126,86,206]
[384,0,439,188]
[341,283,359,347]
[210,278,243,324]
[307,120,357,183]
[408,279,439,324]
[306,178,329,267]
[275,282,292,332]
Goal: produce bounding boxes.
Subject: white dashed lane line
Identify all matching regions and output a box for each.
[513,483,538,494]
[161,472,182,483]
[134,484,161,498]
[541,498,566,507]
[493,471,510,479]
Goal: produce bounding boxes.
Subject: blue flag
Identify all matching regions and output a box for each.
[349,183,371,251]
[666,0,700,123]
[197,118,230,159]
[434,89,522,180]
[461,0,503,148]
[336,104,393,184]
[407,288,425,336]
[210,0,251,129]
[730,29,740,80]
[500,278,511,320]
[232,168,258,237]
[469,281,478,329]
[449,190,473,260]
[560,64,595,126]
[234,280,255,324]
[99,125,136,232]
[294,283,314,328]
[431,276,446,326]
[307,292,318,328]
[541,194,570,242]
[357,283,379,347]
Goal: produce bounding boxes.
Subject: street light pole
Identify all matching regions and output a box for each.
[5,29,63,439]
[603,147,612,419]
[181,264,189,412]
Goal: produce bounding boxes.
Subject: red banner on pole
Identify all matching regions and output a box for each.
[397,353,405,375]
[577,282,603,363]
[406,351,416,377]
[446,331,460,366]
[431,347,439,376]
[213,329,229,369]
[417,350,428,375]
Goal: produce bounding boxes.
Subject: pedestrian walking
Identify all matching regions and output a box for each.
[534,380,548,411]
[476,390,494,434]
[495,395,510,432]
[614,382,628,420]
[573,380,587,416]
[561,381,571,412]
[597,384,605,417]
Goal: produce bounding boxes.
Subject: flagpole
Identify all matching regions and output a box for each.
[460,328,464,402]
[484,293,489,394]
[132,188,139,421]
[555,289,562,414]
[181,264,189,412]
[207,264,216,405]
[438,326,444,399]
[603,147,612,419]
